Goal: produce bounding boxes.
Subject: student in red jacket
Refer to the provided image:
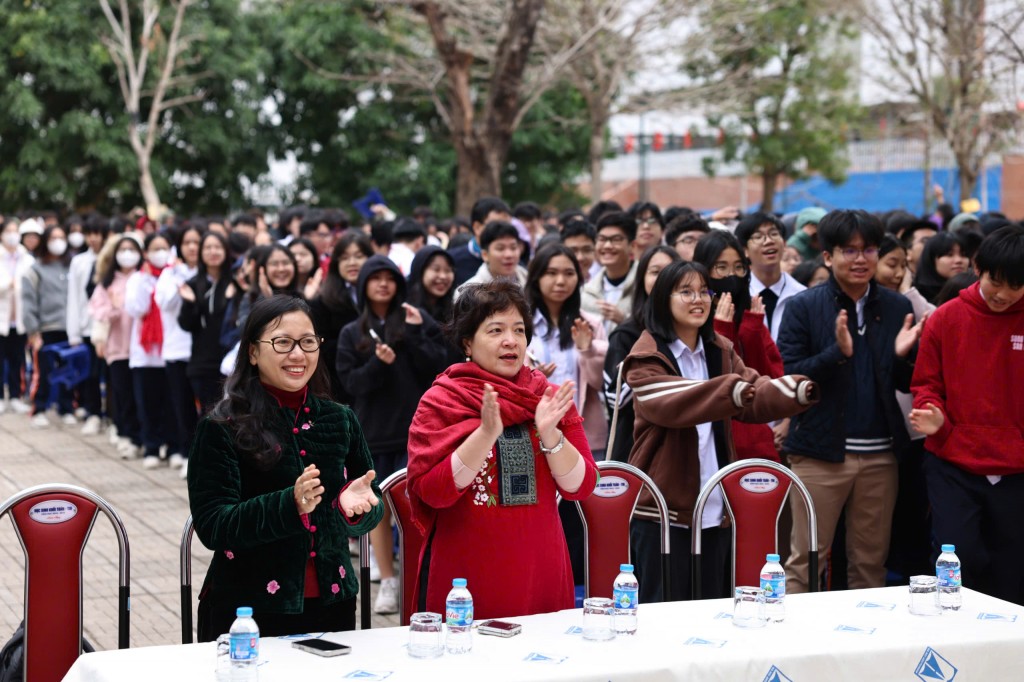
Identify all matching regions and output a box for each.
[911,224,1024,605]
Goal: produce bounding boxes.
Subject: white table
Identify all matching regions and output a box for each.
[63,587,1024,681]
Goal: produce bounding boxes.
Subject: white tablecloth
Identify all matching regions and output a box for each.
[63,587,1024,681]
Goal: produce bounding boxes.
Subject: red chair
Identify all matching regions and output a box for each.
[569,460,671,600]
[691,458,818,599]
[0,484,130,682]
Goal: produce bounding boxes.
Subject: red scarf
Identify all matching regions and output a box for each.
[406,361,583,536]
[139,264,165,354]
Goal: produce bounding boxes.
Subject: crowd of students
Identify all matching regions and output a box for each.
[1,195,1022,612]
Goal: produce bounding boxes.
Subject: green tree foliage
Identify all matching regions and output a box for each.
[687,0,862,212]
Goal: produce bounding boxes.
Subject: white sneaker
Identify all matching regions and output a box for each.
[179,459,189,480]
[0,401,6,415]
[169,453,186,469]
[61,413,78,426]
[81,415,102,435]
[374,577,399,615]
[30,413,51,429]
[74,407,87,420]
[9,399,31,415]
[118,439,141,459]
[107,424,119,445]
[142,457,161,470]
[369,550,381,583]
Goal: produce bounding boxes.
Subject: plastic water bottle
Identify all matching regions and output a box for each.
[760,553,786,623]
[229,606,259,681]
[936,544,962,611]
[612,563,639,635]
[445,578,473,654]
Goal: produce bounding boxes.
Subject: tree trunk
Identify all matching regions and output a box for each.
[760,170,778,214]
[957,155,978,204]
[589,123,606,205]
[454,138,502,216]
[137,153,161,211]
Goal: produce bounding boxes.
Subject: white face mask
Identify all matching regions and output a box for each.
[148,249,170,268]
[68,232,85,249]
[2,233,19,248]
[116,250,141,269]
[47,239,68,257]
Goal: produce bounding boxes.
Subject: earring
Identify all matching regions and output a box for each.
[465,356,471,362]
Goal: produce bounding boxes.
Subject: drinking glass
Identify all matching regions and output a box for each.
[408,612,444,658]
[582,597,616,641]
[214,634,231,681]
[733,586,767,628]
[909,575,941,616]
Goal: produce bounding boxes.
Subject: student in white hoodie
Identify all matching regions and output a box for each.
[0,219,33,414]
[155,224,202,477]
[125,232,179,469]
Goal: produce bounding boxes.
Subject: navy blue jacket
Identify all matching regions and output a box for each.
[777,276,914,461]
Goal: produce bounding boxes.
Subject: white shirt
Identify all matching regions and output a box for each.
[749,270,806,342]
[668,336,725,529]
[528,311,580,406]
[388,242,416,278]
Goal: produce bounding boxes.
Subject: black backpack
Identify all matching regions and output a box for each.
[0,620,95,682]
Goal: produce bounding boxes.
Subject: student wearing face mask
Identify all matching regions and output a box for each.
[0,219,34,415]
[21,226,74,427]
[125,232,180,469]
[693,231,787,461]
[90,235,144,459]
[67,217,110,434]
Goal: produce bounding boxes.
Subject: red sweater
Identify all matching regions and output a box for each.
[911,282,1024,475]
[715,311,785,462]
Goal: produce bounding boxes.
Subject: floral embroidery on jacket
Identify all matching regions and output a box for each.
[338,565,346,579]
[472,448,497,507]
[266,580,281,595]
[224,550,234,560]
[331,583,340,594]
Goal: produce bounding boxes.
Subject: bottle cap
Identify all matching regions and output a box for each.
[236,606,253,618]
[767,553,780,563]
[620,563,634,572]
[941,544,956,553]
[452,578,467,588]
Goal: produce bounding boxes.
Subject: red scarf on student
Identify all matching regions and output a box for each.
[406,361,583,536]
[139,264,165,354]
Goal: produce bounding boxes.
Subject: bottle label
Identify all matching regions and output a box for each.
[230,633,258,661]
[760,575,785,599]
[937,566,962,588]
[613,586,638,609]
[446,601,473,627]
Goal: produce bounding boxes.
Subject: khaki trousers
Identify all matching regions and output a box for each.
[786,452,898,594]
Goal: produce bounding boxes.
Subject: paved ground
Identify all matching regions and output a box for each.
[0,409,399,650]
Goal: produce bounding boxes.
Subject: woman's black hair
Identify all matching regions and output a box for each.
[913,231,967,303]
[174,223,205,267]
[288,237,319,278]
[934,271,979,306]
[878,234,906,259]
[102,236,143,288]
[319,230,372,317]
[406,246,455,324]
[250,243,298,302]
[212,295,330,470]
[692,230,751,328]
[525,243,583,351]
[631,245,680,328]
[36,226,73,267]
[354,256,408,353]
[644,261,715,347]
[143,230,171,253]
[444,280,533,352]
[792,257,828,287]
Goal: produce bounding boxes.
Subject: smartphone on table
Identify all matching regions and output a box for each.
[477,620,522,637]
[291,638,352,657]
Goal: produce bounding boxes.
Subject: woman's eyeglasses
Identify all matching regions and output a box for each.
[711,263,748,277]
[671,289,714,303]
[256,336,323,353]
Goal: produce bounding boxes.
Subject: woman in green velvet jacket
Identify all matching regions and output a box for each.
[188,294,383,640]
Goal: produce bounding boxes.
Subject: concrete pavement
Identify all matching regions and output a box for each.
[0,409,399,651]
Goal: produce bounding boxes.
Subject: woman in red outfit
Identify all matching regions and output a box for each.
[407,280,598,620]
[694,231,786,461]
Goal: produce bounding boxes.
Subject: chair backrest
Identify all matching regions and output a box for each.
[379,469,423,627]
[691,458,818,598]
[0,484,130,682]
[180,516,195,644]
[573,460,671,600]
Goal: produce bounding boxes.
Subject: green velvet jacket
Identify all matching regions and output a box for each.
[187,395,383,614]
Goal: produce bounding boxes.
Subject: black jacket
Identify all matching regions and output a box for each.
[178,276,231,378]
[335,256,449,454]
[309,294,359,404]
[602,318,642,462]
[777,276,914,461]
